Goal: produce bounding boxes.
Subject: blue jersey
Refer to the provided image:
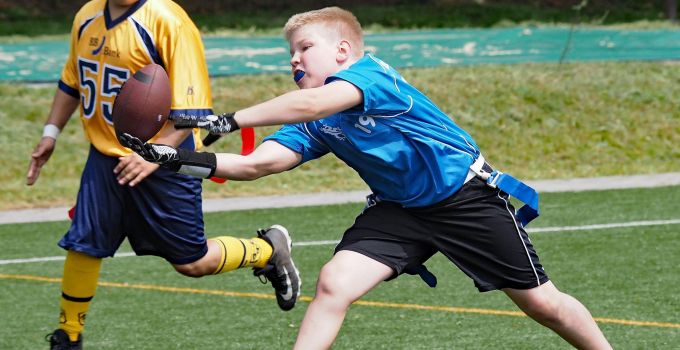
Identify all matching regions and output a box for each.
[265,54,480,207]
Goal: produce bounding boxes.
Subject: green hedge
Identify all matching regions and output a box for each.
[0,0,675,37]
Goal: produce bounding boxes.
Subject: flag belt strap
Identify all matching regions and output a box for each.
[469,154,540,227]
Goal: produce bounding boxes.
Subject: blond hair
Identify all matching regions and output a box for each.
[283,7,364,57]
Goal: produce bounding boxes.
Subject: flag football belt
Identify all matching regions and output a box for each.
[364,156,539,288]
[469,155,540,227]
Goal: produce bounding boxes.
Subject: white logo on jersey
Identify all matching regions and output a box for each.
[319,125,346,141]
[354,116,375,134]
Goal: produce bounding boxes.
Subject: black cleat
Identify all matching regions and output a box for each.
[46,329,82,350]
[253,225,301,311]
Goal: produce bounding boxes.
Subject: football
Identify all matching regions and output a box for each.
[112,63,171,142]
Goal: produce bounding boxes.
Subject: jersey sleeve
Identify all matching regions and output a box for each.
[58,15,81,98]
[263,123,329,165]
[328,56,413,117]
[160,20,213,117]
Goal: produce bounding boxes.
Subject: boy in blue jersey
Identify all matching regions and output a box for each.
[27,1,300,349]
[122,6,611,350]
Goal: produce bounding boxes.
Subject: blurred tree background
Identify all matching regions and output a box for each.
[0,0,677,36]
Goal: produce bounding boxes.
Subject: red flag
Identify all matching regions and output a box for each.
[209,127,255,183]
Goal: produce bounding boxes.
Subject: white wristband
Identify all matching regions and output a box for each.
[42,124,61,140]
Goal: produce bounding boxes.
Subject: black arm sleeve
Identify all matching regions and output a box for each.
[174,149,217,178]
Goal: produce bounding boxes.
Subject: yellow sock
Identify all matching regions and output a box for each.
[59,251,102,342]
[210,236,273,274]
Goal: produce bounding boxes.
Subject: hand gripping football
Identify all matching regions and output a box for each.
[112,63,171,142]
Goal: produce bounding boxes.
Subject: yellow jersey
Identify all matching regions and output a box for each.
[59,0,212,157]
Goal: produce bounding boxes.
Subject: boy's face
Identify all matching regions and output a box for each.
[289,24,346,89]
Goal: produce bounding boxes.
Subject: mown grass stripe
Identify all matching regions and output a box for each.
[3,218,679,266]
[2,273,678,329]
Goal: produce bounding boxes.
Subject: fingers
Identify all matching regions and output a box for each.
[172,115,201,129]
[115,153,158,186]
[26,139,55,186]
[173,119,197,129]
[202,133,222,146]
[118,133,143,152]
[113,154,131,177]
[27,150,43,185]
[127,162,159,187]
[119,133,155,162]
[119,133,176,166]
[26,158,41,186]
[172,114,218,129]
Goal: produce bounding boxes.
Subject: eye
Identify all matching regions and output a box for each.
[302,44,312,51]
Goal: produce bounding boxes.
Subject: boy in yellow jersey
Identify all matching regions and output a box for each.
[26,1,300,349]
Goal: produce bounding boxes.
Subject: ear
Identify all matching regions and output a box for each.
[336,40,352,64]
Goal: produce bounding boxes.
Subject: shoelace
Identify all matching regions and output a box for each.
[253,228,289,291]
[253,228,271,284]
[254,265,288,292]
[254,264,273,284]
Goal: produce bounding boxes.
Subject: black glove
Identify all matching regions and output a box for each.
[202,133,222,147]
[119,133,217,178]
[172,112,240,134]
[119,133,180,170]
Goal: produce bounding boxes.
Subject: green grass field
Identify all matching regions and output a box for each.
[1,185,679,349]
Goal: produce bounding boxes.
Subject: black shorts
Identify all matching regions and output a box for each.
[335,177,550,292]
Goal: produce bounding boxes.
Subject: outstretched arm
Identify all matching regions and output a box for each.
[235,80,363,127]
[213,140,301,180]
[119,133,301,181]
[173,80,363,134]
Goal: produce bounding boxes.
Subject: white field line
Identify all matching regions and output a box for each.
[0,252,136,265]
[528,219,680,233]
[1,219,679,266]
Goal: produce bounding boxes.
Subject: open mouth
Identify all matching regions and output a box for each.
[293,70,305,83]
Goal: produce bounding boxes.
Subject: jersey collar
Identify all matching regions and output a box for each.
[104,0,148,30]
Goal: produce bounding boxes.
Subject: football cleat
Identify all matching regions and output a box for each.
[253,225,301,311]
[46,329,82,350]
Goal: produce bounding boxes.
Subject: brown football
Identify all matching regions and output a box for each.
[112,63,171,142]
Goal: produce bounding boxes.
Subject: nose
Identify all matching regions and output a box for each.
[290,52,300,67]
